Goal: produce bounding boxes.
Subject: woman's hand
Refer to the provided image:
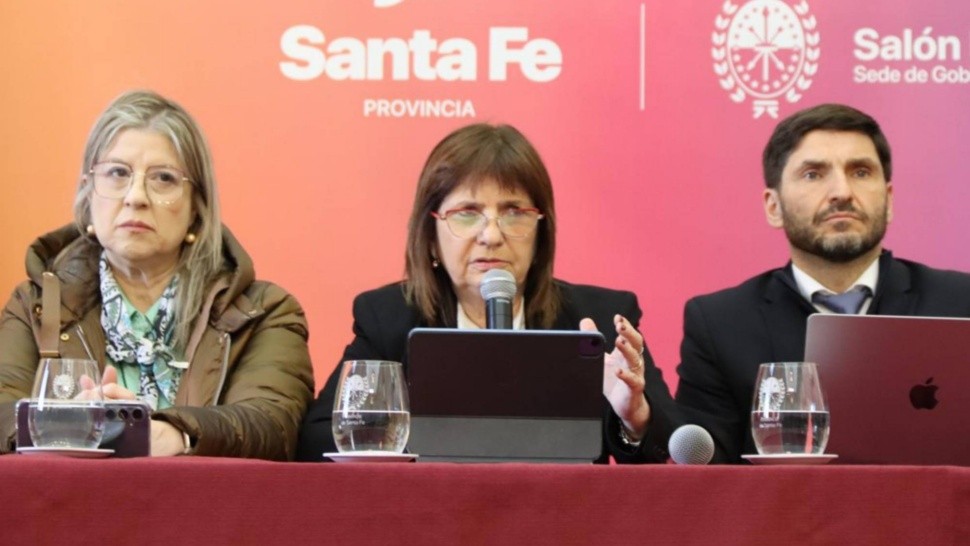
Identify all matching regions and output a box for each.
[100,366,137,401]
[580,314,651,440]
[97,368,186,456]
[150,420,186,457]
[76,365,137,401]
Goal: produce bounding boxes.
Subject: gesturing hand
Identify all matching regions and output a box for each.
[580,314,651,440]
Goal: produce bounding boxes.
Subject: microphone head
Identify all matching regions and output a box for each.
[480,269,516,301]
[668,424,715,465]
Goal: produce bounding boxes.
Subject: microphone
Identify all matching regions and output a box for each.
[668,424,715,465]
[480,269,516,329]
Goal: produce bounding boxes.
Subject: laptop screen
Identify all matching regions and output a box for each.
[805,314,970,465]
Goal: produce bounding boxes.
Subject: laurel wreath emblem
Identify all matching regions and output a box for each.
[758,377,787,413]
[339,374,375,411]
[52,373,76,399]
[712,0,819,115]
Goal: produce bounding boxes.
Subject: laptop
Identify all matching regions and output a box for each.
[406,328,606,463]
[805,314,970,465]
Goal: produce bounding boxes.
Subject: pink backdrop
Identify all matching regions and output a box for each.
[2,1,969,388]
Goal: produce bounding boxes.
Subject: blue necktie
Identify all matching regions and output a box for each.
[811,286,872,314]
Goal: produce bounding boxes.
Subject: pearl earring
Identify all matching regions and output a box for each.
[185,233,197,244]
[86,225,95,236]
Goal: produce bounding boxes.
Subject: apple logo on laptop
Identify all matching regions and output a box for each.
[909,377,939,410]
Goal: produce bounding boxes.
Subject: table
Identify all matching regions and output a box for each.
[2,456,968,545]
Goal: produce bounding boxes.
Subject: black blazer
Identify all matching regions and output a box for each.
[675,251,970,463]
[296,279,680,463]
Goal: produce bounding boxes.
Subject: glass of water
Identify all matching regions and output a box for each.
[332,360,410,453]
[751,362,829,455]
[28,358,106,449]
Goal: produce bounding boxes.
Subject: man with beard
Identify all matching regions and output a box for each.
[674,103,970,463]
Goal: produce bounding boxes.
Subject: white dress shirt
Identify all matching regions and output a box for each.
[791,258,880,314]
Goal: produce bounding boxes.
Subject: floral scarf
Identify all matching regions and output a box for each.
[99,253,182,410]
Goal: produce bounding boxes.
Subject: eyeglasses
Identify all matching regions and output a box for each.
[432,207,544,239]
[87,162,191,205]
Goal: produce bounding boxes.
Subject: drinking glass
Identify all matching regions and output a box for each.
[28,358,106,449]
[332,360,410,453]
[750,362,829,455]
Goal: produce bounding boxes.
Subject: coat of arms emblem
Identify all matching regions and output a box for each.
[713,0,820,118]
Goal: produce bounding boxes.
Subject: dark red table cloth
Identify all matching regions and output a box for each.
[2,457,967,545]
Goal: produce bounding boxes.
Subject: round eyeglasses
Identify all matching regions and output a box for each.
[432,208,544,239]
[88,162,191,205]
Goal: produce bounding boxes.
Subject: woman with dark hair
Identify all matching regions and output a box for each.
[297,123,678,462]
[0,90,314,459]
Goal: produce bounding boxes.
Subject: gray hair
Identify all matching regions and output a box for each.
[73,90,225,351]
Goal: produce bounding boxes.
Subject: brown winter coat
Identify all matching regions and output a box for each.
[0,224,314,460]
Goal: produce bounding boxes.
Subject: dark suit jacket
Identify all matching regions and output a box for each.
[675,251,970,463]
[296,279,680,463]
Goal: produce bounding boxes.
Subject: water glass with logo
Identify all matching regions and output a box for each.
[28,358,106,449]
[332,360,410,453]
[751,362,829,455]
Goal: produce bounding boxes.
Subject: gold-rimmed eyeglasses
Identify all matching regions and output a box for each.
[87,161,191,205]
[431,207,544,239]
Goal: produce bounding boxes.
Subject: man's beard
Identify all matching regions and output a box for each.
[781,199,888,263]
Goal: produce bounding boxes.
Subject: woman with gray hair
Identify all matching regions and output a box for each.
[0,90,314,459]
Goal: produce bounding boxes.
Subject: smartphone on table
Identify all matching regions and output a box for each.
[15,398,151,457]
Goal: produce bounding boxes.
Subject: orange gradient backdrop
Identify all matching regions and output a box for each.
[3,1,970,391]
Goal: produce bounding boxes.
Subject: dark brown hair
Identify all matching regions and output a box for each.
[404,123,560,327]
[762,103,892,189]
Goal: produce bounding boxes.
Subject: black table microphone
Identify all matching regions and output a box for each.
[480,269,516,329]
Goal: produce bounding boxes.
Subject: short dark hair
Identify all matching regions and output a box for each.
[762,103,892,189]
[404,123,560,328]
